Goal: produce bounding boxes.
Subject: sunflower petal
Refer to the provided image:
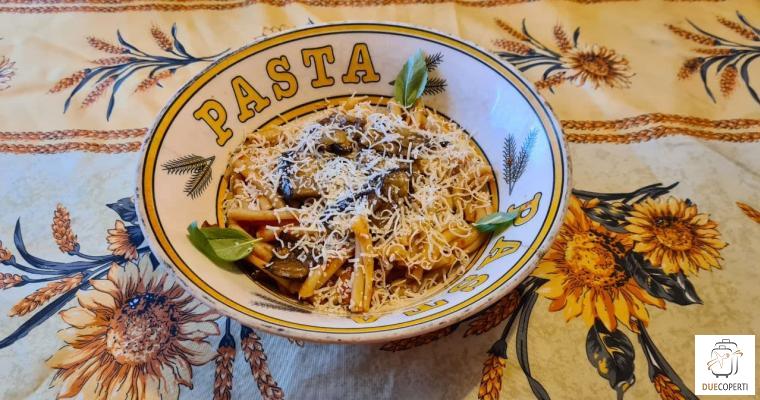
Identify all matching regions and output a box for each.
[690,213,708,225]
[536,277,565,299]
[58,326,106,345]
[595,292,617,332]
[60,307,98,329]
[168,355,194,388]
[627,295,650,323]
[626,217,651,227]
[176,340,215,365]
[532,262,558,279]
[178,321,220,340]
[667,197,680,215]
[625,224,649,234]
[123,261,140,293]
[564,292,584,321]
[47,343,99,370]
[633,240,658,253]
[90,278,120,300]
[54,356,100,399]
[582,291,596,327]
[549,296,567,312]
[77,288,116,312]
[158,363,180,400]
[107,365,134,400]
[613,294,632,330]
[139,373,161,400]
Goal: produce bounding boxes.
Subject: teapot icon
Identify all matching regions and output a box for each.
[707,339,742,378]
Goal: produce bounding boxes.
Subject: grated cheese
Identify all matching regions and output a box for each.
[223,100,494,313]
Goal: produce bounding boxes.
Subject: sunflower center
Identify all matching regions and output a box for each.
[578,54,611,77]
[564,231,627,288]
[653,217,694,251]
[106,293,178,365]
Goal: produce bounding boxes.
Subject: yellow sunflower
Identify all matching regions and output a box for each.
[534,196,664,331]
[562,45,632,89]
[47,256,220,400]
[106,220,138,260]
[626,197,726,275]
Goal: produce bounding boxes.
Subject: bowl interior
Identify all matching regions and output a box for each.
[137,22,568,343]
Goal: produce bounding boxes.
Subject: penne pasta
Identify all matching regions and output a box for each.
[257,195,272,211]
[227,208,299,223]
[299,258,345,299]
[352,215,374,312]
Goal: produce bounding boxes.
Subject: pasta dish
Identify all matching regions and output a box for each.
[222,97,495,313]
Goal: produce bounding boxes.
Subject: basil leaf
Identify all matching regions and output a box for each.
[473,210,520,232]
[394,50,428,108]
[188,222,217,259]
[187,222,259,262]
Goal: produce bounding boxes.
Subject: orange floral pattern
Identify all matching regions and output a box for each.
[47,257,220,399]
[626,197,726,275]
[533,196,664,331]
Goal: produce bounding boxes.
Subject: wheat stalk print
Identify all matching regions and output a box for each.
[479,343,507,400]
[162,154,216,199]
[52,204,78,253]
[8,274,83,317]
[214,318,235,400]
[50,24,228,119]
[0,198,152,349]
[493,18,632,91]
[241,325,285,400]
[736,201,760,224]
[670,11,760,104]
[502,129,537,195]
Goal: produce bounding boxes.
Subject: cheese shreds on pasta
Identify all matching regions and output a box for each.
[223,99,495,313]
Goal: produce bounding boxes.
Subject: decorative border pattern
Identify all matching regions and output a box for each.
[1,113,758,154]
[562,113,760,143]
[0,0,728,12]
[0,141,142,154]
[565,126,760,143]
[0,128,146,141]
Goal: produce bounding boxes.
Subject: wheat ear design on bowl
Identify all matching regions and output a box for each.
[502,129,538,195]
[162,154,215,199]
[388,52,447,96]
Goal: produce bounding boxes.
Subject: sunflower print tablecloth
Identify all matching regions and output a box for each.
[0,1,758,399]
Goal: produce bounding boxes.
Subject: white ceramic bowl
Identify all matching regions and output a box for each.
[136,22,570,343]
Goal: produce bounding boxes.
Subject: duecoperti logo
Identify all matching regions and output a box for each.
[695,335,755,396]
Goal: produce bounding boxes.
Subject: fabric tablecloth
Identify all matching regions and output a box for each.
[0,1,758,399]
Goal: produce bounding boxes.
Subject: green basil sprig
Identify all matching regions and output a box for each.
[473,210,520,233]
[393,50,428,108]
[187,221,260,262]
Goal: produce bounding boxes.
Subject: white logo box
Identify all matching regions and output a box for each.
[695,335,755,396]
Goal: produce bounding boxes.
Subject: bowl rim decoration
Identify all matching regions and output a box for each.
[135,21,571,343]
